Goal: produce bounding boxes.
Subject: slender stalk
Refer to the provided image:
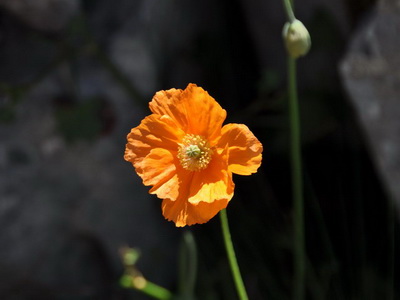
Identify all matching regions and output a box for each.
[283,0,295,22]
[120,273,172,300]
[288,56,305,300]
[138,280,173,300]
[282,0,306,297]
[220,209,249,300]
[179,231,198,297]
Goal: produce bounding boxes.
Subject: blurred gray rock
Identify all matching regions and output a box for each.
[103,0,226,92]
[0,0,79,32]
[0,47,178,300]
[0,0,222,298]
[2,0,376,298]
[340,0,400,210]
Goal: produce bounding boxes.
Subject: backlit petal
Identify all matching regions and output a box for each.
[162,198,229,227]
[181,84,227,143]
[149,168,193,202]
[149,88,188,130]
[136,148,176,186]
[124,114,184,166]
[149,84,226,143]
[218,123,263,175]
[125,84,263,226]
[187,147,234,204]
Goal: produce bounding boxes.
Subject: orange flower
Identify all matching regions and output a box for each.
[124,84,263,227]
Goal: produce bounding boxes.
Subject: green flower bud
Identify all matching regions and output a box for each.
[121,247,140,266]
[282,19,311,58]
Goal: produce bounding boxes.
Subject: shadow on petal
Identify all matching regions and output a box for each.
[162,198,229,227]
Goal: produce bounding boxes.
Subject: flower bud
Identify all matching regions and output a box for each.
[121,247,140,266]
[282,19,311,58]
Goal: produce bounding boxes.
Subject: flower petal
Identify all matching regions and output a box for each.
[149,168,193,202]
[124,114,184,166]
[135,148,176,186]
[187,148,234,204]
[218,123,263,175]
[162,198,229,227]
[149,88,188,130]
[155,142,238,227]
[126,84,263,227]
[181,84,227,142]
[149,84,226,143]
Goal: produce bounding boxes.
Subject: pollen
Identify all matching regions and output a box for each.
[178,134,213,171]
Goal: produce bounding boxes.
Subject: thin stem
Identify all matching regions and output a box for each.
[283,0,295,23]
[288,57,305,300]
[282,0,307,297]
[139,280,173,300]
[120,273,172,300]
[219,209,249,300]
[179,231,198,297]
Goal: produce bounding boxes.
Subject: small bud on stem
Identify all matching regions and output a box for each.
[282,19,311,59]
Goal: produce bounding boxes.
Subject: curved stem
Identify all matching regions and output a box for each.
[220,209,249,300]
[283,0,296,22]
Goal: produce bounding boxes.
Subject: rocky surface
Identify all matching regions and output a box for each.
[0,0,396,298]
[0,60,179,299]
[0,1,180,298]
[0,0,79,32]
[340,0,400,211]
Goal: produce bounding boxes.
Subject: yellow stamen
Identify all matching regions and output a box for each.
[178,134,213,171]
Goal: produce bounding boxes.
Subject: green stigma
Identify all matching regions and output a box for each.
[185,145,201,158]
[178,134,213,171]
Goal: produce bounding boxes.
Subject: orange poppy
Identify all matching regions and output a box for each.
[124,83,263,226]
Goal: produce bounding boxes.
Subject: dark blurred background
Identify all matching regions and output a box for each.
[0,0,399,299]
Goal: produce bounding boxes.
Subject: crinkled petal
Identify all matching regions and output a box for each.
[188,148,234,204]
[149,173,179,201]
[125,84,262,227]
[218,123,263,175]
[149,88,188,130]
[124,114,184,166]
[154,148,233,226]
[162,198,229,227]
[135,148,176,186]
[149,84,226,143]
[181,84,227,142]
[149,167,192,202]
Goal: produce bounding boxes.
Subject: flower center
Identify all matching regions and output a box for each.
[178,134,213,171]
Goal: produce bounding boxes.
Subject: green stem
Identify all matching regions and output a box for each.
[288,56,305,300]
[283,0,308,298]
[120,273,172,300]
[219,209,249,300]
[179,231,198,297]
[283,0,295,22]
[139,280,173,300]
